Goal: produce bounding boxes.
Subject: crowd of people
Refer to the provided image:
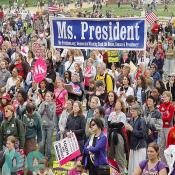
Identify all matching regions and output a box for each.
[1,1,175,175]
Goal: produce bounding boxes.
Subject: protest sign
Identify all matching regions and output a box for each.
[33,58,47,83]
[52,161,74,175]
[107,50,119,62]
[54,133,81,165]
[32,42,47,59]
[50,18,146,50]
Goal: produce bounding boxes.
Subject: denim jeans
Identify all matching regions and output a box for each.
[39,126,54,161]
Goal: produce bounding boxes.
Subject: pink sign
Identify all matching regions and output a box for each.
[33,58,47,83]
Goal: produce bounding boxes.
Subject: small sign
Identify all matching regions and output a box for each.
[32,42,47,59]
[33,58,47,83]
[54,133,81,165]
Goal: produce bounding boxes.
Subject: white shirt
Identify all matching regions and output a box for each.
[108,111,127,124]
[6,77,18,92]
[65,61,75,73]
[117,86,134,105]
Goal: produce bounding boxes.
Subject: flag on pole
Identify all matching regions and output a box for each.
[146,11,158,24]
[48,4,59,13]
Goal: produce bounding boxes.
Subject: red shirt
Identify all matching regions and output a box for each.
[167,126,175,148]
[0,11,4,19]
[151,23,159,34]
[159,102,174,128]
[15,63,24,77]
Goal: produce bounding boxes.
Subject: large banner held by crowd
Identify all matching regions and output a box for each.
[50,18,146,50]
[54,133,81,165]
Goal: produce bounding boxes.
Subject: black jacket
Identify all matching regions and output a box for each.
[128,117,147,150]
[66,115,86,141]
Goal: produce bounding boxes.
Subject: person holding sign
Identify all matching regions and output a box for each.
[84,118,109,175]
[65,101,86,154]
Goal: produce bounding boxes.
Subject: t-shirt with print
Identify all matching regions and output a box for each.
[139,160,168,175]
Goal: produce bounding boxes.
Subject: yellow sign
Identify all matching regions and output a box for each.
[107,50,119,63]
[108,57,119,63]
[53,161,74,170]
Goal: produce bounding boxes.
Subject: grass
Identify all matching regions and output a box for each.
[81,3,175,17]
[1,0,175,17]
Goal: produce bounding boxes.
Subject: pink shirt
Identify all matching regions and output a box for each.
[54,88,68,105]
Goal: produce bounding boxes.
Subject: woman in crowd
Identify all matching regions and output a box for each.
[9,53,29,80]
[94,80,107,106]
[133,142,168,175]
[104,91,118,127]
[166,74,175,102]
[2,136,18,175]
[64,70,72,84]
[126,104,147,175]
[0,105,25,152]
[134,75,148,105]
[143,96,163,144]
[117,76,134,105]
[5,67,19,93]
[65,49,75,73]
[84,58,96,91]
[159,91,175,162]
[164,38,175,76]
[28,81,40,106]
[85,96,100,137]
[38,79,48,103]
[38,91,56,162]
[65,101,86,153]
[0,93,11,123]
[54,77,68,140]
[23,102,42,155]
[26,50,35,67]
[45,59,56,92]
[59,99,74,139]
[67,73,83,101]
[155,80,166,95]
[86,96,100,121]
[93,106,105,123]
[74,49,84,67]
[8,76,24,99]
[74,63,84,83]
[108,98,128,174]
[84,118,109,175]
[16,89,28,120]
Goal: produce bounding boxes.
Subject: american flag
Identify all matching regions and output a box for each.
[48,4,59,13]
[146,11,158,24]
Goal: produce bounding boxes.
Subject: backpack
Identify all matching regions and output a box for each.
[104,73,115,91]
